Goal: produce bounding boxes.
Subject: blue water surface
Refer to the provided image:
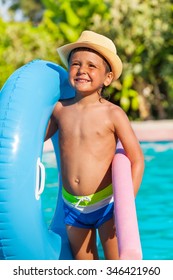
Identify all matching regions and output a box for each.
[136,142,173,260]
[42,141,173,260]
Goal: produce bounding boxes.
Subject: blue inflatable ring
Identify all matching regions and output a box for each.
[0,59,74,260]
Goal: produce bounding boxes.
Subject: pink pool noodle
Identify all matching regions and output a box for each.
[112,141,142,260]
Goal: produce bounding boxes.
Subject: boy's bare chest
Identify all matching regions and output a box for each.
[58,108,113,139]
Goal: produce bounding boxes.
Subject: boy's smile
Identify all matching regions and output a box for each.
[74,77,91,83]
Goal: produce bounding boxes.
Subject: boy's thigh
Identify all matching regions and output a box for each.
[66,225,99,260]
[98,218,119,260]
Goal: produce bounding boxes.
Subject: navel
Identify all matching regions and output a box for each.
[75,178,80,184]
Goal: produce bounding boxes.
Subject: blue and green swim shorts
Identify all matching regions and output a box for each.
[62,184,114,229]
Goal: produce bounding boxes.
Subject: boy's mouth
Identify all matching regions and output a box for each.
[75,78,91,83]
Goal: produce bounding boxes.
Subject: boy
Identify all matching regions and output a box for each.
[45,30,144,260]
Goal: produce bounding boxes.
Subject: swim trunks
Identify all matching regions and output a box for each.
[62,184,114,229]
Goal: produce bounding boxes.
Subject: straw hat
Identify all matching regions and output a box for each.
[57,30,123,81]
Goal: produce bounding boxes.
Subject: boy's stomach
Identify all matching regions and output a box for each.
[60,154,113,196]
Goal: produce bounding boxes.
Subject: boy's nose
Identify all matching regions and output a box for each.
[77,65,87,74]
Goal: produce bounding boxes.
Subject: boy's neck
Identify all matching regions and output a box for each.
[75,92,102,106]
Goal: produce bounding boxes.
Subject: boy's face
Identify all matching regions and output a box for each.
[68,50,113,96]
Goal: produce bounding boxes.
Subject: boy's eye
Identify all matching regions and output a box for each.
[70,61,80,66]
[89,63,96,67]
[73,62,79,66]
[89,64,96,68]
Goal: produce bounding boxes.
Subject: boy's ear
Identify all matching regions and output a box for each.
[104,72,114,86]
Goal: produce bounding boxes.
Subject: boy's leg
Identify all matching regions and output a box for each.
[66,225,99,260]
[98,217,119,260]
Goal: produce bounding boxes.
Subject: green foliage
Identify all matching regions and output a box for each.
[0,18,59,88]
[104,0,173,119]
[41,0,112,42]
[0,0,173,120]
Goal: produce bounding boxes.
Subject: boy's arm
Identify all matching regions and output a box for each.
[112,107,144,196]
[44,114,58,141]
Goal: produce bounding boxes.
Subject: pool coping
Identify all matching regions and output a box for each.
[43,119,173,152]
[131,119,173,142]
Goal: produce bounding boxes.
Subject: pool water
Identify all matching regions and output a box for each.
[136,142,173,260]
[42,142,173,260]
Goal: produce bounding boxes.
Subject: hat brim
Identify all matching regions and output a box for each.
[57,41,122,81]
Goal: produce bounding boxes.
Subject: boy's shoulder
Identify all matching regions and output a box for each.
[105,100,128,120]
[54,98,75,110]
[104,99,123,112]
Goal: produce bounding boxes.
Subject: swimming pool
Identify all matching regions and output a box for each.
[136,142,173,260]
[42,141,173,260]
